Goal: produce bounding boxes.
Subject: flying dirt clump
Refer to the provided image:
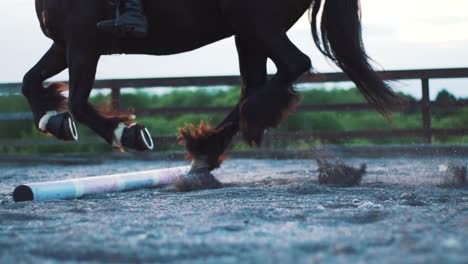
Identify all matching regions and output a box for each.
[317,159,366,186]
[438,163,467,188]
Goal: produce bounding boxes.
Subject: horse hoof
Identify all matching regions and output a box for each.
[121,124,154,151]
[44,112,78,141]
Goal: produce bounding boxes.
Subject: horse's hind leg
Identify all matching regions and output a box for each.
[239,33,311,145]
[22,44,78,141]
[178,36,268,170]
[66,47,153,151]
[223,36,269,126]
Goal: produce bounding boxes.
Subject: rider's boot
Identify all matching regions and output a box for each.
[97,0,148,38]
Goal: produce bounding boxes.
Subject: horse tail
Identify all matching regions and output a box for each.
[310,0,401,120]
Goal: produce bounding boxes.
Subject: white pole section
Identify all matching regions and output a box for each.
[13,166,190,202]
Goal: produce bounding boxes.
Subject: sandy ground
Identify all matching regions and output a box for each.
[0,157,467,263]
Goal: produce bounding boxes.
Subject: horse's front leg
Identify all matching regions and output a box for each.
[22,44,77,141]
[66,46,153,151]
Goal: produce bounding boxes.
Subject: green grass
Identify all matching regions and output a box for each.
[0,87,466,154]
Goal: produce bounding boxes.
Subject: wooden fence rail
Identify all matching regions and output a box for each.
[1,67,467,145]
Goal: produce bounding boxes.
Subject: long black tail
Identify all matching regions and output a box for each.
[310,0,401,119]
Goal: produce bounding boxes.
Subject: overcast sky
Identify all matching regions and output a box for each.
[0,0,467,98]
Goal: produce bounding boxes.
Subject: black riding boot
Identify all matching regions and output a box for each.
[97,0,148,38]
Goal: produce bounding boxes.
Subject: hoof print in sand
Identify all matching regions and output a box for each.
[317,159,366,187]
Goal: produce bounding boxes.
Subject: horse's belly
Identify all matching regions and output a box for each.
[119,31,233,56]
[116,0,234,55]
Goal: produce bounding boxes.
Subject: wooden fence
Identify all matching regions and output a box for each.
[0,67,467,145]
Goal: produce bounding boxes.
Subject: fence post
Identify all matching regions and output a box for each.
[421,78,432,143]
[111,85,121,111]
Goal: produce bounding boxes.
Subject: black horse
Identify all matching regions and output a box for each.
[24,0,400,170]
